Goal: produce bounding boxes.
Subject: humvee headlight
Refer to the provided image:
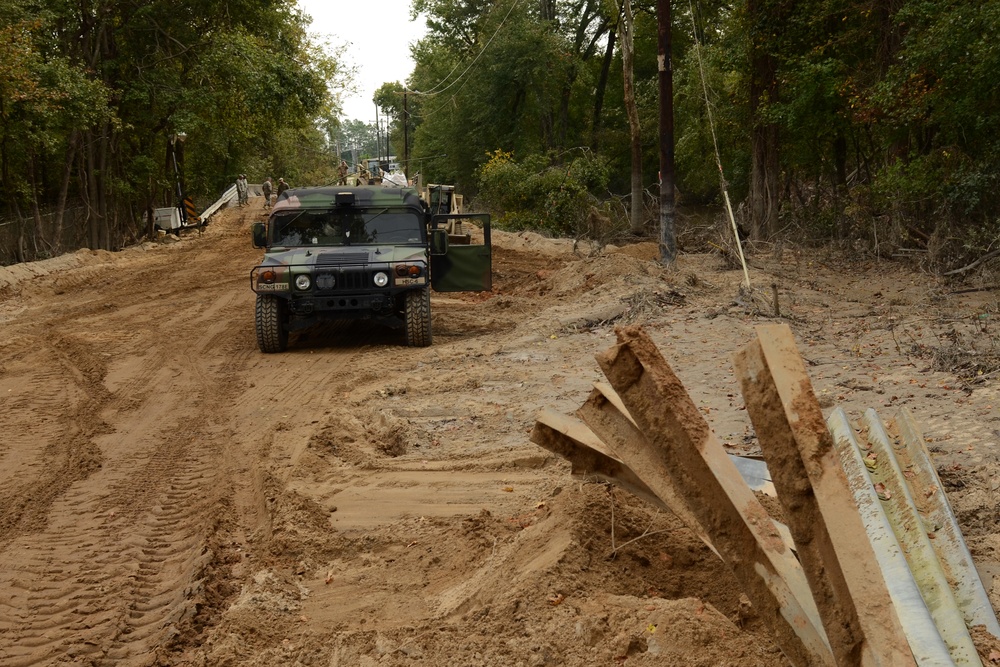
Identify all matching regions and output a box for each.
[294,275,312,291]
[373,272,389,287]
[393,264,423,277]
[260,269,276,284]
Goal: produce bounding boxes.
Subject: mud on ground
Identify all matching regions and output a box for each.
[0,200,998,666]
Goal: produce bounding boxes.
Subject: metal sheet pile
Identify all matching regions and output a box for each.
[531,324,1000,666]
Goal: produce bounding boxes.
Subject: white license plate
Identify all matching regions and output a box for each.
[396,277,426,286]
[256,282,289,291]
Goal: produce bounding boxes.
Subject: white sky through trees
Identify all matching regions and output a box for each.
[299,0,427,123]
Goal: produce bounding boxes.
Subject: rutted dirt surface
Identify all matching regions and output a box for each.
[1,200,998,666]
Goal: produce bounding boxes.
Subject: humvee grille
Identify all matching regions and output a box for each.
[315,271,368,292]
[317,252,368,266]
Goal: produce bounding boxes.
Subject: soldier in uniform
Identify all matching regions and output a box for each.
[358,164,371,185]
[277,178,289,198]
[262,177,273,208]
[236,174,249,207]
[337,160,349,185]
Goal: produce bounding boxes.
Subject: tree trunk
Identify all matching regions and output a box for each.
[85,129,101,249]
[54,130,79,253]
[97,122,111,249]
[749,124,780,239]
[146,174,156,241]
[590,24,617,150]
[540,0,556,22]
[748,0,780,239]
[12,200,26,263]
[657,0,676,264]
[621,0,643,235]
[558,66,579,148]
[28,154,48,254]
[875,0,904,75]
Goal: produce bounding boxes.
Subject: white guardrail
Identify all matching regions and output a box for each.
[197,184,239,224]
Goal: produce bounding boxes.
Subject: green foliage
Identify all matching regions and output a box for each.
[407,0,617,191]
[476,149,610,235]
[0,0,349,260]
[864,0,1000,236]
[674,35,749,203]
[6,0,1000,268]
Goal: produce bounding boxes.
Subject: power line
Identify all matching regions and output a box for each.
[687,0,750,288]
[408,0,524,109]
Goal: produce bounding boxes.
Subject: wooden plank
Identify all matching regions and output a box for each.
[536,383,792,553]
[595,325,834,667]
[734,324,916,667]
[594,381,779,496]
[575,387,717,555]
[530,409,667,512]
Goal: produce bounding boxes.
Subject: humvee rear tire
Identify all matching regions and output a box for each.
[256,294,288,353]
[404,288,432,347]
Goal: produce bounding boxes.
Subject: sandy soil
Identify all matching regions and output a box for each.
[0,198,998,666]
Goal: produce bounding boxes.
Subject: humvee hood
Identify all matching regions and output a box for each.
[259,245,426,267]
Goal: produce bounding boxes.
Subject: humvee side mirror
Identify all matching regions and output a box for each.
[429,228,448,256]
[251,222,267,248]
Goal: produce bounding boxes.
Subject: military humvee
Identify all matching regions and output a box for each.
[250,186,491,352]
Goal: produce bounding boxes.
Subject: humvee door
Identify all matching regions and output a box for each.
[429,213,492,292]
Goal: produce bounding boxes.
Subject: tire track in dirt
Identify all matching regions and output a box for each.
[0,210,264,666]
[0,315,241,665]
[0,330,109,547]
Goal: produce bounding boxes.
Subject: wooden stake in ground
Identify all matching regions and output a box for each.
[575,384,716,555]
[595,325,833,667]
[530,409,667,512]
[734,324,916,667]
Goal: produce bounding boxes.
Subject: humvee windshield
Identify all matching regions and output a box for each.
[271,208,423,246]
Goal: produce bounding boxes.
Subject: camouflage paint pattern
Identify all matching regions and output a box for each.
[251,186,430,300]
[272,186,423,213]
[250,186,491,307]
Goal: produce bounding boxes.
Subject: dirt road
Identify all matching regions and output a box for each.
[1,200,998,666]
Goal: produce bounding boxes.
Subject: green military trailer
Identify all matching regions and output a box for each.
[249,186,491,352]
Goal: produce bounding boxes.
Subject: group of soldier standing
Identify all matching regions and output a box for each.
[234,160,372,209]
[235,174,288,209]
[337,160,370,186]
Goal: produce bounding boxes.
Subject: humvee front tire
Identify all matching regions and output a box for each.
[404,288,432,347]
[256,294,288,353]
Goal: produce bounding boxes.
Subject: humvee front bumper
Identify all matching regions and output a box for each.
[251,262,428,318]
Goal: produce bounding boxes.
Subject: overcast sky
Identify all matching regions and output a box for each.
[298,0,428,123]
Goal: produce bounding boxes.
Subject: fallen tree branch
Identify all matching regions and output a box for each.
[948,285,1000,295]
[943,248,1000,276]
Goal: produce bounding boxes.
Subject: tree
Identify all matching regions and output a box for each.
[621,0,644,234]
[0,0,349,263]
[745,0,781,239]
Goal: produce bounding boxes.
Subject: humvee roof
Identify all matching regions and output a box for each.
[273,186,423,212]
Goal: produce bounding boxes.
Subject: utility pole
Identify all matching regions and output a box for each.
[375,105,382,176]
[384,116,391,167]
[169,132,187,228]
[403,88,409,178]
[657,0,677,265]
